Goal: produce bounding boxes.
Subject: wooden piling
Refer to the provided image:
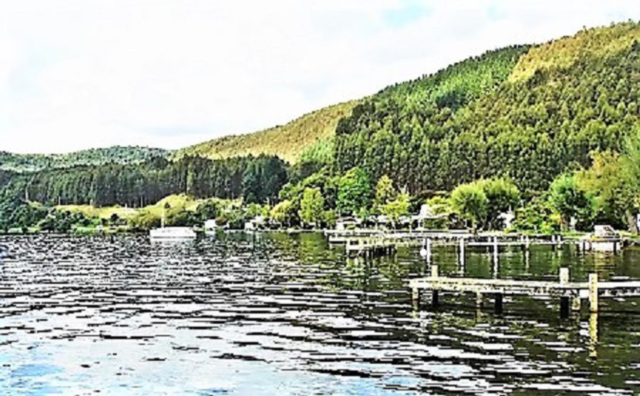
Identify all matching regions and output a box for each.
[589,273,598,313]
[560,297,570,318]
[432,290,439,307]
[431,264,439,278]
[559,268,570,317]
[431,265,439,307]
[476,292,484,309]
[412,287,420,308]
[589,313,598,358]
[559,268,569,285]
[494,293,503,314]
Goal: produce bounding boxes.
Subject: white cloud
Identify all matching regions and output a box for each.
[0,0,639,153]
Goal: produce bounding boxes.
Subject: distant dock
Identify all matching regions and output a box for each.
[331,231,624,257]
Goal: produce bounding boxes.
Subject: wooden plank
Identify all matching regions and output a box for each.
[409,276,640,299]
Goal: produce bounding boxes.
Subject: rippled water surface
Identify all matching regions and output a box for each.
[2,233,640,395]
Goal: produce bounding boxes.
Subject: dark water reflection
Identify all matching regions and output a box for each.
[1,232,640,395]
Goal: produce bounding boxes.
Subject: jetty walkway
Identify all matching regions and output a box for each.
[409,266,640,315]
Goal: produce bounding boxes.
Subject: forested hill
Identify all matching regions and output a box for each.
[0,146,170,172]
[2,21,640,223]
[176,100,358,164]
[334,22,640,195]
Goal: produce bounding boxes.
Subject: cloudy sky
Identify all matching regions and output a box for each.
[1,1,639,154]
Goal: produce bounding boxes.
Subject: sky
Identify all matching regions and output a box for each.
[1,1,640,154]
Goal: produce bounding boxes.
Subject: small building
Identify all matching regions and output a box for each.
[244,216,266,231]
[497,211,515,230]
[204,219,218,230]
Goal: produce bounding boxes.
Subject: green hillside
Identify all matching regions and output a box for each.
[334,22,640,195]
[3,21,640,233]
[0,146,170,172]
[177,100,358,164]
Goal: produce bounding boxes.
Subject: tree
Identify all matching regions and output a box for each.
[270,200,295,227]
[450,182,488,230]
[242,162,262,204]
[481,178,520,229]
[374,175,397,214]
[577,151,633,229]
[299,188,325,227]
[380,189,410,228]
[337,167,371,215]
[548,174,596,230]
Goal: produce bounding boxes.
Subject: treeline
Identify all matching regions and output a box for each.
[0,146,170,172]
[334,23,640,195]
[0,155,288,208]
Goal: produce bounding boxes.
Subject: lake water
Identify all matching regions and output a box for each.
[1,233,640,395]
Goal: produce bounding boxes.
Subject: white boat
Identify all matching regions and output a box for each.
[203,219,218,236]
[149,227,197,241]
[149,208,197,241]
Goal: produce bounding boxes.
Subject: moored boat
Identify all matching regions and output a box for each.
[149,227,197,241]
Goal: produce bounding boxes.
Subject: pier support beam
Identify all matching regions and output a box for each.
[459,238,466,265]
[589,313,598,358]
[559,268,570,318]
[476,292,484,309]
[412,287,421,309]
[432,290,439,308]
[560,297,570,318]
[494,293,503,315]
[589,273,599,313]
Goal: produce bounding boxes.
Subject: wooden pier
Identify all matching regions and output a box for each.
[345,237,397,257]
[409,266,640,314]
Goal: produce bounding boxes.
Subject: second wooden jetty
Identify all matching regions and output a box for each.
[410,266,640,315]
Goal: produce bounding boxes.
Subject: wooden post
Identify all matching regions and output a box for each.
[426,238,432,258]
[412,287,421,308]
[560,297,570,318]
[431,264,439,307]
[559,268,570,318]
[525,235,530,250]
[476,292,484,309]
[589,273,599,313]
[559,267,569,285]
[459,238,465,264]
[588,312,598,358]
[432,290,439,307]
[494,293,503,314]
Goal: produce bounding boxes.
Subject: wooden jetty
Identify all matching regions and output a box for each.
[345,237,396,257]
[409,266,640,315]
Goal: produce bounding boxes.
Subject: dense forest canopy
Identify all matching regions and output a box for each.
[0,155,287,208]
[334,22,640,195]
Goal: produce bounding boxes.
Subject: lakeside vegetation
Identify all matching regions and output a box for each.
[2,22,640,235]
